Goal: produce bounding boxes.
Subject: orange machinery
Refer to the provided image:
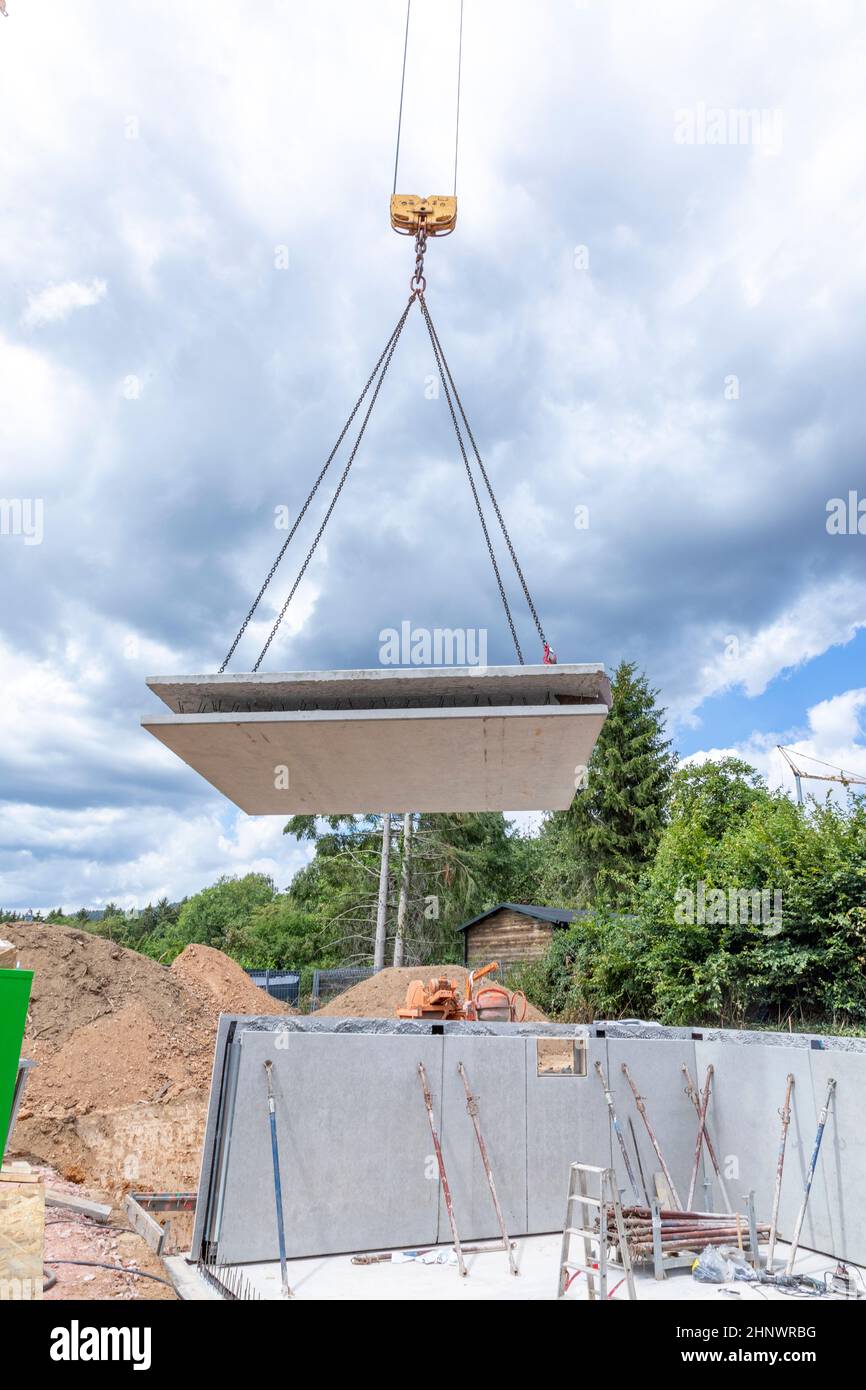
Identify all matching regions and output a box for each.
[397,961,527,1023]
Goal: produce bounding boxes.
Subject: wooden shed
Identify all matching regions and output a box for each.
[457,903,581,969]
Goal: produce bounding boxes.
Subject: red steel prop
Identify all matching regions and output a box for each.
[417,1061,466,1277]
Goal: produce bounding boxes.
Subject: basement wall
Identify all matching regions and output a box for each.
[191,1018,866,1267]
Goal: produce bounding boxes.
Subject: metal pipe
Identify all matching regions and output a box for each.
[632,1234,769,1255]
[682,1064,732,1211]
[457,1061,518,1275]
[687,1066,713,1210]
[767,1073,794,1272]
[628,1116,651,1206]
[418,1062,467,1277]
[263,1060,292,1299]
[594,1060,642,1203]
[621,1062,683,1210]
[785,1077,836,1276]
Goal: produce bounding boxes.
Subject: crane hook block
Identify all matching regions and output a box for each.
[390,194,457,235]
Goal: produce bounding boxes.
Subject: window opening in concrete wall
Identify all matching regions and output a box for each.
[536,1037,586,1076]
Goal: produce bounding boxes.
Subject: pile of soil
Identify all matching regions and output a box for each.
[316,964,548,1021]
[170,942,296,1021]
[3,922,288,1192]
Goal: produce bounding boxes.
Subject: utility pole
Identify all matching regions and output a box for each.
[393,813,413,966]
[373,814,392,972]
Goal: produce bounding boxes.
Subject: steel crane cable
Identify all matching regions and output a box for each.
[417,289,524,663]
[250,294,416,671]
[392,0,464,198]
[219,296,415,673]
[422,305,549,652]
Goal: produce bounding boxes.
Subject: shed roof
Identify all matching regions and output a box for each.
[456,903,585,933]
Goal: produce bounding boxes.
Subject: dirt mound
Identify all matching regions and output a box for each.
[316,964,548,1021]
[171,942,297,1019]
[3,921,287,1191]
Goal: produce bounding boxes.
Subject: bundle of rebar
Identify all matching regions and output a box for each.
[605,1207,770,1260]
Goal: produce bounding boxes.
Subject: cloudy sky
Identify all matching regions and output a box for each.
[2,0,865,911]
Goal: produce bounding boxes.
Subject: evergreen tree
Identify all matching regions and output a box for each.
[557,660,675,907]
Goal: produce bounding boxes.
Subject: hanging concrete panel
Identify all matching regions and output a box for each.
[142,663,611,813]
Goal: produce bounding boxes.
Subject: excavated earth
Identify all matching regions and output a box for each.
[4,924,288,1193]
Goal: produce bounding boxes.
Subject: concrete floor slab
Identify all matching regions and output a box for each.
[142,703,608,813]
[146,664,611,714]
[172,1236,864,1302]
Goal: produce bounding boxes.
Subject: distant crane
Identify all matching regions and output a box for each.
[777,745,866,805]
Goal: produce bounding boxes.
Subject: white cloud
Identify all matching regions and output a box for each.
[673,578,866,727]
[1,801,312,911]
[21,278,107,329]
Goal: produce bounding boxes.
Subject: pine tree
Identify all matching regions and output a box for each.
[560,660,675,907]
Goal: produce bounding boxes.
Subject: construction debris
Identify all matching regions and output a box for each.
[46,1190,112,1223]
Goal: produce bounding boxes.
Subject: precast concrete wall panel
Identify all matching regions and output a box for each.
[525,1036,610,1233]
[695,1040,825,1248]
[190,1018,866,1268]
[605,1038,698,1209]
[438,1036,528,1242]
[214,1030,444,1263]
[807,1050,866,1264]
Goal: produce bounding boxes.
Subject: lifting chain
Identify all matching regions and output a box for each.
[410,215,428,294]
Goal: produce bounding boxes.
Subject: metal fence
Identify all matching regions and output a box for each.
[311,966,375,1009]
[245,969,301,1007]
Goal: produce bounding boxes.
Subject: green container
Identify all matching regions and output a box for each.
[0,968,33,1162]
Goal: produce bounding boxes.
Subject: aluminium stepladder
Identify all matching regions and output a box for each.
[556,1163,636,1300]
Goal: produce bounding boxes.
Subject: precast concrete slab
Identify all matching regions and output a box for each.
[605,1037,700,1209]
[695,1039,826,1248]
[186,1234,864,1302]
[808,1049,866,1265]
[209,1029,444,1264]
[438,1035,528,1242]
[525,1035,609,1233]
[191,1017,866,1270]
[141,664,611,813]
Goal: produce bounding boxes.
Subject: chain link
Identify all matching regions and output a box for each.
[410,217,428,293]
